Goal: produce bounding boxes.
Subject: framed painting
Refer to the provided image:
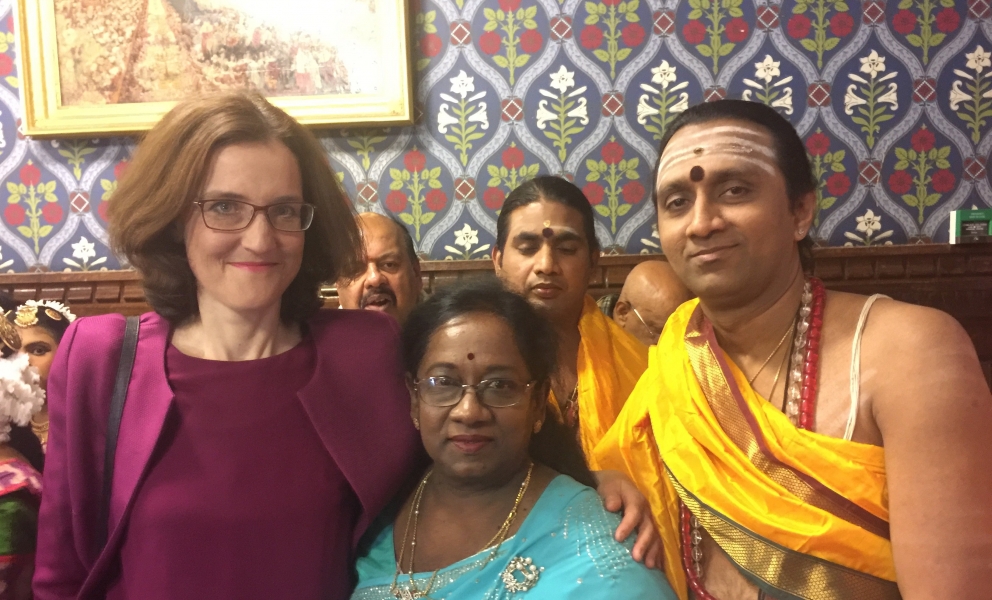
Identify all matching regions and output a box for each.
[17,0,414,136]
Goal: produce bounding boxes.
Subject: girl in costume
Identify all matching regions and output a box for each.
[0,299,46,599]
[10,301,74,454]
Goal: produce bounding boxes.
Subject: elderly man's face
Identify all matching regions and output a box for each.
[337,215,422,325]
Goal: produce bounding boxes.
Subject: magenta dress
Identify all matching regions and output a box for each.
[113,339,358,599]
[34,310,423,600]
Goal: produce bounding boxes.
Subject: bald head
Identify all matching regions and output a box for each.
[336,212,422,324]
[613,260,693,346]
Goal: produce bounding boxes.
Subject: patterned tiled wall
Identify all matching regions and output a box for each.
[1,1,991,272]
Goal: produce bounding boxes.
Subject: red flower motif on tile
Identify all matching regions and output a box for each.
[420,33,442,57]
[788,14,811,38]
[0,54,12,77]
[936,8,959,32]
[404,149,427,173]
[581,25,603,49]
[911,128,935,153]
[520,29,543,53]
[602,141,624,165]
[19,163,40,187]
[622,181,645,204]
[888,170,912,194]
[583,182,605,205]
[425,189,447,211]
[931,169,956,193]
[479,31,501,55]
[502,146,524,169]
[386,191,408,213]
[621,23,645,47]
[4,204,24,226]
[41,203,62,224]
[483,187,505,210]
[892,9,916,34]
[830,12,854,36]
[498,0,520,12]
[726,18,748,42]
[806,132,831,156]
[682,20,706,44]
[826,173,851,196]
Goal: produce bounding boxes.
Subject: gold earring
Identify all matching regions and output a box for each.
[533,421,543,433]
[412,418,420,430]
[797,229,806,237]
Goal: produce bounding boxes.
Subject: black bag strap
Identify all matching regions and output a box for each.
[96,315,140,554]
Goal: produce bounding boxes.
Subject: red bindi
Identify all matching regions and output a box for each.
[690,165,704,182]
[467,353,475,360]
[542,227,554,238]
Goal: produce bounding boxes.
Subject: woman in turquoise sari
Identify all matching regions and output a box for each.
[351,279,675,598]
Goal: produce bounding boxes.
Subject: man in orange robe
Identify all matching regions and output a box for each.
[595,100,992,599]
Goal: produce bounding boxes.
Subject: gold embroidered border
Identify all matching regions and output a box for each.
[683,307,890,540]
[669,469,902,600]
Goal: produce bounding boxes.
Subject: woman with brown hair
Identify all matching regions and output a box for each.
[32,93,422,600]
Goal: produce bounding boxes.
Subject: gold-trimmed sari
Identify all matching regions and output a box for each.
[549,295,648,468]
[594,299,900,600]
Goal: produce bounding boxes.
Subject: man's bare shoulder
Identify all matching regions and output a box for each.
[860,294,974,356]
[852,293,990,422]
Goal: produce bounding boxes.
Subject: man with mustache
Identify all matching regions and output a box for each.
[337,213,422,325]
[595,100,992,599]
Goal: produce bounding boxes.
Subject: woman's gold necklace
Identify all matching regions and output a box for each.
[390,463,535,599]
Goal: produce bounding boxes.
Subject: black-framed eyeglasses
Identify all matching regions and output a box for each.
[193,199,314,232]
[413,377,537,408]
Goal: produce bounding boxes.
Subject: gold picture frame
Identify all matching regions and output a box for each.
[17,0,414,136]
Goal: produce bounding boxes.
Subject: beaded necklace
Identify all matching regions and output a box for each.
[681,278,826,600]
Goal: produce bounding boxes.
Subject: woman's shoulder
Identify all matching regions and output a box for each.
[59,311,167,366]
[527,475,674,595]
[539,475,621,531]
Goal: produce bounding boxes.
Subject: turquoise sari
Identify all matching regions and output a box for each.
[351,475,676,599]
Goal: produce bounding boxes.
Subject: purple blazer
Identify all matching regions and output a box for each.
[33,309,423,599]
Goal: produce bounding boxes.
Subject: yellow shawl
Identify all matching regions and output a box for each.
[549,295,648,468]
[594,299,899,600]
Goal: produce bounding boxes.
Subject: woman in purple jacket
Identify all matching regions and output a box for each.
[32,92,422,600]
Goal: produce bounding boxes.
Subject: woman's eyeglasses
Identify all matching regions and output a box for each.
[413,377,536,408]
[194,199,314,232]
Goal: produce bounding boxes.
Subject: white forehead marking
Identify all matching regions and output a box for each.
[658,139,778,176]
[658,140,775,172]
[666,125,771,147]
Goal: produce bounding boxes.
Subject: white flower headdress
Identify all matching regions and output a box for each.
[12,300,76,328]
[0,353,45,444]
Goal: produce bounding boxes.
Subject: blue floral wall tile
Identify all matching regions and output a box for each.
[1,0,990,271]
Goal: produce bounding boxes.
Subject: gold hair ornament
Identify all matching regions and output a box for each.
[13,300,76,329]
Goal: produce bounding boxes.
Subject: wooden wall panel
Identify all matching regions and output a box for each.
[2,245,989,385]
